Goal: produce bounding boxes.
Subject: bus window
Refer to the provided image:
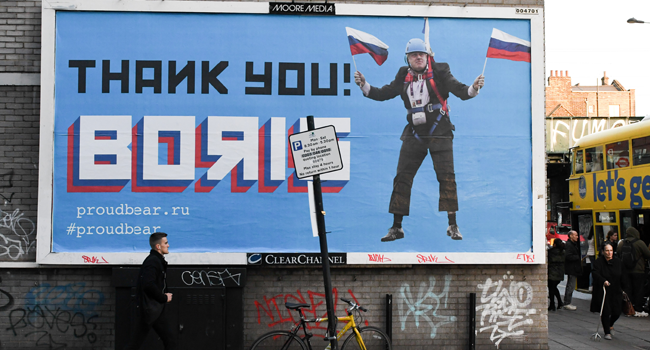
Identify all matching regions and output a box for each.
[606,140,630,169]
[596,212,616,223]
[575,149,584,174]
[632,136,650,166]
[586,146,603,172]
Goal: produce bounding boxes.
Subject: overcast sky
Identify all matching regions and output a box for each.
[545,0,650,116]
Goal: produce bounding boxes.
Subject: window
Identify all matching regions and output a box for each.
[575,149,584,174]
[586,146,603,172]
[609,105,620,117]
[596,212,616,223]
[588,105,594,113]
[632,136,650,166]
[606,140,629,169]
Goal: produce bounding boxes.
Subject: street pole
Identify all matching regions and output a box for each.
[307,115,338,349]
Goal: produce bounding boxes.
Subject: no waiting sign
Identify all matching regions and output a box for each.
[289,125,343,179]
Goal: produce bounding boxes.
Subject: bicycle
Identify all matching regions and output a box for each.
[249,298,392,350]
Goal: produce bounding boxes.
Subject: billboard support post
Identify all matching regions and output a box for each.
[307,115,338,350]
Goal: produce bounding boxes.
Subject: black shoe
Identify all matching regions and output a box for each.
[557,302,564,309]
[548,305,556,311]
[447,225,463,240]
[381,227,404,242]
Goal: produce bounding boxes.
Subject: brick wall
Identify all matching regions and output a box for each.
[0,268,114,349]
[0,86,39,262]
[546,70,636,117]
[0,1,41,73]
[245,265,549,350]
[0,0,547,349]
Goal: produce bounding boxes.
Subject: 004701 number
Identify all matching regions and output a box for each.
[515,8,539,14]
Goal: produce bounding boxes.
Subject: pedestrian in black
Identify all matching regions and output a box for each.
[563,230,582,310]
[590,242,622,340]
[124,232,177,350]
[548,238,565,311]
[616,226,650,317]
[354,38,484,242]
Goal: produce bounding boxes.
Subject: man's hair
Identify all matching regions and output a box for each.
[150,232,168,249]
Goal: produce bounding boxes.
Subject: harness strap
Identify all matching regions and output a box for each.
[427,56,447,114]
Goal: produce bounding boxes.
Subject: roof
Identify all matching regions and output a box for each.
[572,86,620,92]
[574,120,650,149]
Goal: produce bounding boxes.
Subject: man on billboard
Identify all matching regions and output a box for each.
[354,38,484,242]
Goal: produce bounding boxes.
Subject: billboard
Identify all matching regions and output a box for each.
[38,1,545,265]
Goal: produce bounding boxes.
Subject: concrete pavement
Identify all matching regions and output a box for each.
[548,283,650,349]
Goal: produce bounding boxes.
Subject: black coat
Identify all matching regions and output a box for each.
[564,239,582,277]
[366,64,473,138]
[590,255,623,315]
[137,249,169,307]
[548,246,565,282]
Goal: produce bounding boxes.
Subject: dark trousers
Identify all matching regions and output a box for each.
[124,306,177,350]
[601,301,620,335]
[389,135,458,215]
[623,273,646,311]
[548,280,563,307]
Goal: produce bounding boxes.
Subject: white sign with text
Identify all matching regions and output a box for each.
[289,125,343,179]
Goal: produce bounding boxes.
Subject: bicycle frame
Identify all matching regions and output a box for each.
[292,309,366,350]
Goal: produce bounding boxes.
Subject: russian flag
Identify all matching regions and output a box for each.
[346,27,389,66]
[486,28,531,63]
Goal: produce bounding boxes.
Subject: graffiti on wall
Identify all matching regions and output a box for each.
[546,117,636,153]
[0,208,36,261]
[0,169,14,204]
[181,269,242,287]
[476,274,536,348]
[254,288,364,335]
[4,282,105,349]
[397,275,456,339]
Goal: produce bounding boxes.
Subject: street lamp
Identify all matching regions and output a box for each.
[627,17,648,24]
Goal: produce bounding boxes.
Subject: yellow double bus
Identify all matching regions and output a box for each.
[567,120,650,258]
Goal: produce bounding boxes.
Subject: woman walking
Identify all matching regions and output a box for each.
[590,242,623,340]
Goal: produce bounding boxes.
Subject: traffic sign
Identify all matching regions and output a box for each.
[289,125,343,179]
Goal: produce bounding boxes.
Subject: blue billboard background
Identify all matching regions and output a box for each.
[53,11,532,254]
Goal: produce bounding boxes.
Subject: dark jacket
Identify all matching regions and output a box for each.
[366,64,473,138]
[616,227,650,274]
[590,255,623,315]
[548,245,565,282]
[137,249,169,307]
[564,238,582,277]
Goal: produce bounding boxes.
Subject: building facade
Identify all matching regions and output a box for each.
[545,70,641,223]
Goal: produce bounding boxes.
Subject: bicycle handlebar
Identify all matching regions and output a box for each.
[340,298,368,312]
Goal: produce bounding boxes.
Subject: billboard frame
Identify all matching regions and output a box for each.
[38,0,545,265]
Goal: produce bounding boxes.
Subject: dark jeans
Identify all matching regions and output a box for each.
[623,273,646,311]
[548,280,563,307]
[124,306,177,350]
[389,135,458,215]
[564,275,577,305]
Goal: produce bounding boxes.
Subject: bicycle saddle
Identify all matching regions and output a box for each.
[285,302,310,310]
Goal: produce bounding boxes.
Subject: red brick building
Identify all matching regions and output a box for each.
[546,70,635,118]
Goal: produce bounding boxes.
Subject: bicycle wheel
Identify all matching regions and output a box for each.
[341,326,392,350]
[249,331,308,350]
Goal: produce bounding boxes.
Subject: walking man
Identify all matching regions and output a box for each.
[617,227,650,317]
[563,230,582,310]
[355,38,484,242]
[124,232,177,349]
